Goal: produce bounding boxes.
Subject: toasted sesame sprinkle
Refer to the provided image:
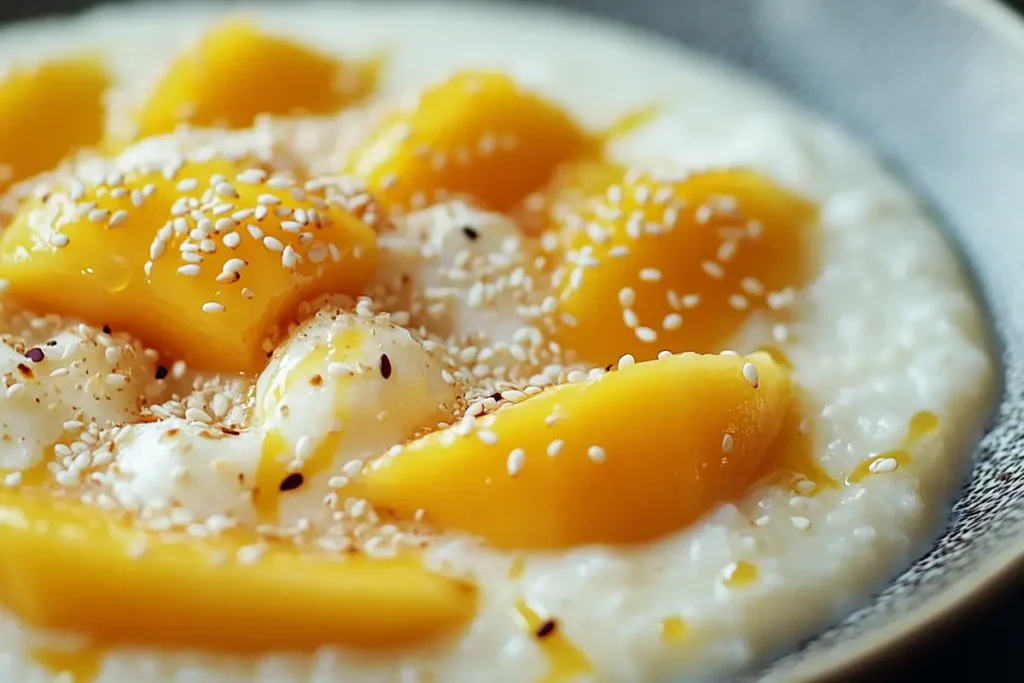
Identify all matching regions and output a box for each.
[587,445,606,463]
[635,326,657,343]
[177,265,201,277]
[546,439,563,457]
[742,362,759,388]
[790,516,811,530]
[617,354,635,370]
[478,429,499,445]
[507,448,525,476]
[639,267,662,282]
[263,236,284,252]
[202,302,225,314]
[722,433,734,453]
[49,233,70,248]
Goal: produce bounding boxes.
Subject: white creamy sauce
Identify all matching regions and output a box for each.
[0,1,996,682]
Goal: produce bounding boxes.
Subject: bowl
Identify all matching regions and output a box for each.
[2,0,1022,681]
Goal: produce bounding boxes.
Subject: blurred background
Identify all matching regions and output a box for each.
[0,0,1022,681]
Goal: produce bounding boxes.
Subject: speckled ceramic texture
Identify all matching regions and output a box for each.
[516,0,1023,680]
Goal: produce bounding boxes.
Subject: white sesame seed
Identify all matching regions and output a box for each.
[176,178,199,192]
[662,313,683,330]
[790,516,811,531]
[618,287,635,308]
[728,294,750,311]
[639,267,662,282]
[280,220,303,233]
[3,472,22,487]
[478,429,499,445]
[617,354,636,370]
[587,445,606,463]
[546,439,564,457]
[257,193,281,206]
[5,383,25,399]
[742,362,759,388]
[223,232,241,248]
[263,236,284,252]
[701,261,725,279]
[202,302,225,314]
[105,373,127,388]
[223,258,246,273]
[184,407,212,424]
[281,245,299,269]
[869,457,899,474]
[754,515,772,527]
[177,264,201,277]
[108,210,129,228]
[722,433,734,453]
[49,233,70,248]
[88,208,110,223]
[241,288,255,299]
[506,448,525,476]
[635,326,658,343]
[622,308,639,328]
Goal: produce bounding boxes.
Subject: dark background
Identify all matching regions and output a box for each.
[1,0,1022,681]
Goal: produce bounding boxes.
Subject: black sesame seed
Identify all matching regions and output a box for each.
[535,619,557,639]
[490,392,502,401]
[605,364,613,372]
[380,353,392,379]
[24,348,45,363]
[155,365,169,380]
[279,472,304,492]
[102,325,112,334]
[461,225,479,241]
[45,340,57,347]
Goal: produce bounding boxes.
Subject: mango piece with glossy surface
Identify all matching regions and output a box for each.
[356,351,790,549]
[0,490,476,651]
[0,160,377,373]
[0,56,109,192]
[554,169,817,365]
[135,19,379,137]
[346,71,600,213]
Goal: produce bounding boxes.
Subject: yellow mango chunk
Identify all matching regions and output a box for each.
[0,56,109,193]
[554,169,817,365]
[0,161,376,373]
[136,19,379,137]
[0,490,476,651]
[356,351,789,549]
[346,71,600,213]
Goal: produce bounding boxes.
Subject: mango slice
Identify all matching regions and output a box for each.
[0,490,476,651]
[554,169,817,365]
[0,56,109,193]
[0,160,377,373]
[345,71,599,213]
[356,351,790,549]
[135,19,379,138]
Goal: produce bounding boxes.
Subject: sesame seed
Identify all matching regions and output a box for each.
[546,440,564,457]
[223,232,241,248]
[682,294,701,309]
[869,457,899,474]
[224,258,246,273]
[790,516,811,531]
[728,294,750,311]
[177,264,201,276]
[257,193,281,206]
[617,354,636,370]
[5,384,24,399]
[263,236,284,252]
[622,308,639,328]
[184,407,212,423]
[49,233,70,248]
[241,288,255,299]
[587,446,606,463]
[108,210,129,228]
[88,208,110,223]
[701,261,725,279]
[722,433,734,453]
[742,362,759,388]
[618,287,635,308]
[280,220,303,233]
[478,429,499,445]
[639,267,662,282]
[202,302,225,314]
[176,178,199,192]
[3,472,22,487]
[281,245,300,269]
[635,326,657,343]
[279,472,304,492]
[105,373,127,388]
[754,516,772,527]
[507,448,525,476]
[662,313,683,330]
